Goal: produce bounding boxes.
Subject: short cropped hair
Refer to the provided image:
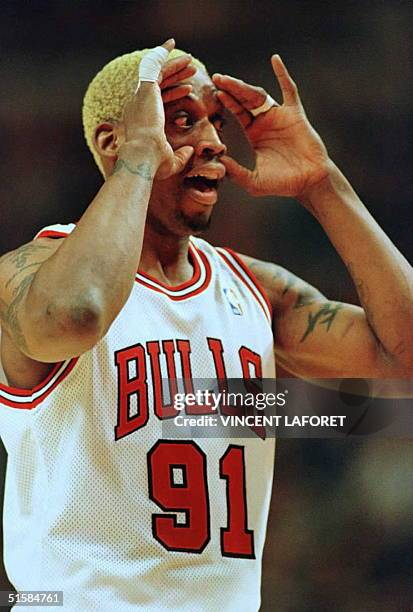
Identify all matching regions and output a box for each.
[82,48,206,175]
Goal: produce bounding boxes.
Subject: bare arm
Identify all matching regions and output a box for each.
[299,163,413,371]
[241,255,413,378]
[0,42,194,364]
[0,146,157,364]
[214,55,413,377]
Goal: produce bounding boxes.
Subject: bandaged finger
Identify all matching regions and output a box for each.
[135,46,170,92]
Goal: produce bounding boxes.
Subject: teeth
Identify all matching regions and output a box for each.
[186,171,220,180]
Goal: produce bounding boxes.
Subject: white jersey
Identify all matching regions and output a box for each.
[0,224,276,612]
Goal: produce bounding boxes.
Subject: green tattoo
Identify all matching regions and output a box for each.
[5,261,46,289]
[0,273,36,353]
[300,302,342,342]
[282,273,297,296]
[294,292,317,309]
[1,243,50,269]
[113,159,154,180]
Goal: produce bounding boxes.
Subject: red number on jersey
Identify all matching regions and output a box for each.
[220,445,255,558]
[147,441,255,558]
[147,440,210,553]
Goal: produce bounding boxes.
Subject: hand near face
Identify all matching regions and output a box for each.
[212,56,330,199]
[122,40,196,180]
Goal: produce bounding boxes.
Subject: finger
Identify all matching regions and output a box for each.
[162,84,192,104]
[162,38,175,52]
[158,145,194,179]
[160,64,197,89]
[137,81,161,96]
[213,73,268,111]
[137,41,174,91]
[160,54,193,84]
[271,54,300,106]
[172,145,194,173]
[216,90,252,129]
[220,155,255,191]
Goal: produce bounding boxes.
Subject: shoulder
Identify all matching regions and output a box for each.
[0,222,74,285]
[232,252,325,315]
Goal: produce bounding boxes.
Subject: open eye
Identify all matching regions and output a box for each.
[172,112,193,130]
[212,116,226,132]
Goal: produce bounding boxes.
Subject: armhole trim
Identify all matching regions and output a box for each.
[34,222,76,240]
[216,248,273,324]
[0,357,79,410]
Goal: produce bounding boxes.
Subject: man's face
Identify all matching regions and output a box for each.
[146,68,227,237]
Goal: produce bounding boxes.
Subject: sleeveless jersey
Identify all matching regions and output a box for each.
[0,224,276,612]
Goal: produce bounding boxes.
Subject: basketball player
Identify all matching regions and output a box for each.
[0,39,412,611]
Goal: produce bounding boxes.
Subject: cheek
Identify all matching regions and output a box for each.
[150,177,182,207]
[165,125,199,150]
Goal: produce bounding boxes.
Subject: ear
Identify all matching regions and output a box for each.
[93,122,124,161]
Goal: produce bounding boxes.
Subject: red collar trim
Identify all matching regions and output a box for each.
[135,242,211,300]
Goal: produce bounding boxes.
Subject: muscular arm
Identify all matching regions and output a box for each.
[241,251,413,379]
[215,56,413,377]
[0,152,156,364]
[0,45,194,367]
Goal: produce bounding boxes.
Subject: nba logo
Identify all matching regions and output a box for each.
[223,287,243,315]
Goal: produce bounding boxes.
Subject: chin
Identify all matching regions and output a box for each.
[175,209,212,234]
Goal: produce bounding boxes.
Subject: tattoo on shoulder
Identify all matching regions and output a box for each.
[300,302,343,342]
[112,159,154,180]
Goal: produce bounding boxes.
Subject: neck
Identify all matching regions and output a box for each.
[139,225,194,286]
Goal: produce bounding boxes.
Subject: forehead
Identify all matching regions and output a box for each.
[180,67,219,107]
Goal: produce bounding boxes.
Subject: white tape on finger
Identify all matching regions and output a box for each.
[250,94,277,117]
[135,46,170,93]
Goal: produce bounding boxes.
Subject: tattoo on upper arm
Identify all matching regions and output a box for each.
[0,272,36,353]
[5,261,47,289]
[1,243,50,269]
[294,292,317,309]
[281,273,297,296]
[112,159,154,180]
[0,242,55,353]
[300,302,343,342]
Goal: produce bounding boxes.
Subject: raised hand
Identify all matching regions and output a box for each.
[160,52,196,103]
[122,39,195,180]
[212,56,330,198]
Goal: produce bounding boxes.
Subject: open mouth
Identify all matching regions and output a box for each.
[183,176,218,192]
[183,176,219,205]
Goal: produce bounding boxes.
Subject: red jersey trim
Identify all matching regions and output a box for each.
[223,248,273,319]
[35,230,70,239]
[135,242,212,300]
[216,248,272,324]
[34,226,213,299]
[0,358,78,410]
[136,242,201,291]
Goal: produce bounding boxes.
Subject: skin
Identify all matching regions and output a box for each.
[1,41,413,389]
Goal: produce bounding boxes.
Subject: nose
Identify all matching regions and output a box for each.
[195,121,227,159]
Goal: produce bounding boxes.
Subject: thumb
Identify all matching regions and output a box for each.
[221,155,255,191]
[170,145,194,175]
[156,146,194,180]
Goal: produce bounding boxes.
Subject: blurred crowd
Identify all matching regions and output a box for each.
[0,1,412,609]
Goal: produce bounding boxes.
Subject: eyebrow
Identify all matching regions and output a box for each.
[164,93,199,108]
[164,85,220,106]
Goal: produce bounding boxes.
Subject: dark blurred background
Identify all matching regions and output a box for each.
[0,1,412,610]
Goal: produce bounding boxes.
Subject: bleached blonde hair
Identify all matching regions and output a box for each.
[82,48,206,175]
